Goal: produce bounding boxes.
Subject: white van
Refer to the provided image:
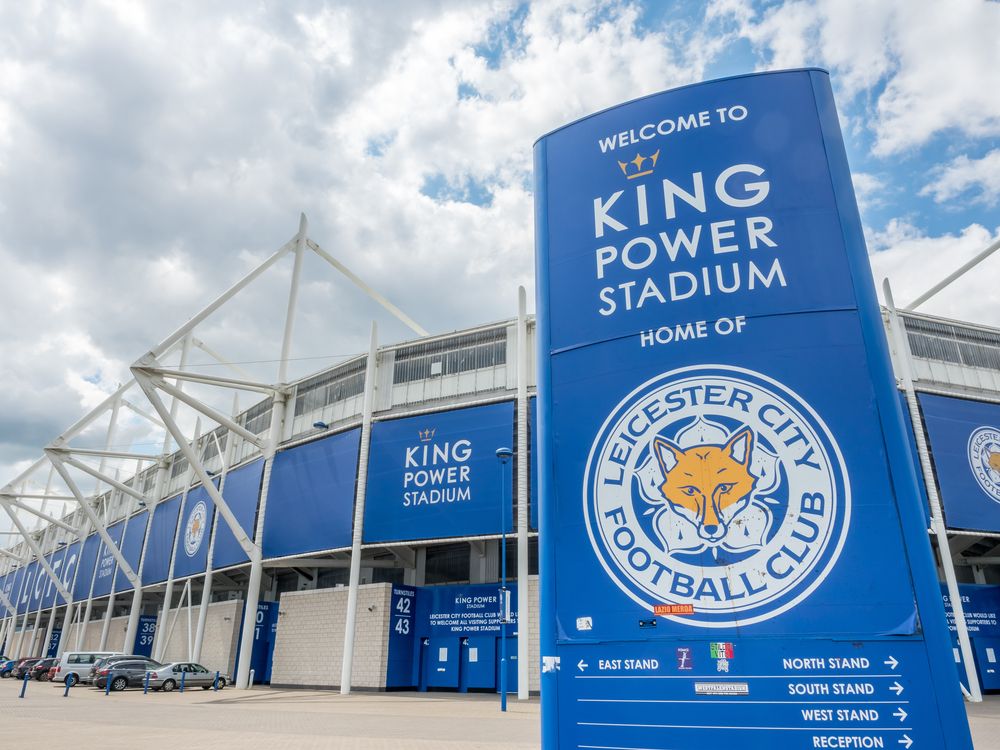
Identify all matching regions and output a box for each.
[52,651,122,686]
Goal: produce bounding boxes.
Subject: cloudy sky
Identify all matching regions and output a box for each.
[0,0,998,533]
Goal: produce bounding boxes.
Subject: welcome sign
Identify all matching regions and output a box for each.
[534,70,972,749]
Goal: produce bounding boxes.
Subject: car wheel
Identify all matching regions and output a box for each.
[111,676,128,692]
[162,679,176,693]
[67,674,78,687]
[217,678,226,689]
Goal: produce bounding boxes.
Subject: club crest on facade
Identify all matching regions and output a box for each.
[584,365,850,627]
[968,426,1000,502]
[184,500,208,557]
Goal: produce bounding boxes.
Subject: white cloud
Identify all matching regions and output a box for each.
[870,221,1000,324]
[0,0,717,502]
[713,0,1000,154]
[921,149,1000,206]
[850,171,884,211]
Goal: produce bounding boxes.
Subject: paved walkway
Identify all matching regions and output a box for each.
[5,677,1000,748]
[0,680,539,749]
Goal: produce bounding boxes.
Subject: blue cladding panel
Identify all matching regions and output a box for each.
[40,545,74,609]
[18,561,38,614]
[212,459,264,570]
[262,429,360,559]
[919,392,1000,532]
[91,521,124,598]
[73,533,102,600]
[59,541,81,604]
[898,391,931,526]
[172,484,215,579]
[364,402,515,543]
[11,566,29,614]
[114,511,148,592]
[534,70,971,748]
[142,494,182,585]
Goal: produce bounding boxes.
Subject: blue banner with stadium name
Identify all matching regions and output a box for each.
[364,401,515,543]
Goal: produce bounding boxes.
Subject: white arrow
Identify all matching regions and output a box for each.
[898,734,913,749]
[577,660,589,673]
[893,707,908,722]
[890,681,905,696]
[885,656,899,670]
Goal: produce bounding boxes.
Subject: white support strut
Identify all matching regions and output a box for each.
[341,322,378,695]
[884,279,982,702]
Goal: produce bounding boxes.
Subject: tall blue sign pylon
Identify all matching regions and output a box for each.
[533,69,973,750]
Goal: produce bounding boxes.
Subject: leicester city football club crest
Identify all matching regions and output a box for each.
[184,500,208,557]
[584,365,850,627]
[968,426,1000,502]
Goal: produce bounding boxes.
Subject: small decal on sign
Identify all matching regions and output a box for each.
[695,681,749,696]
[654,604,694,616]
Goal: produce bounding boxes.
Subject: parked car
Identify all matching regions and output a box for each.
[46,665,59,681]
[88,655,161,684]
[51,651,122,686]
[0,659,17,677]
[148,662,229,692]
[30,658,57,681]
[93,659,163,691]
[12,658,42,680]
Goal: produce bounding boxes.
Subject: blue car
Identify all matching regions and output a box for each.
[0,659,17,678]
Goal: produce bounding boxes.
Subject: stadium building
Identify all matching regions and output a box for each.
[1,218,999,698]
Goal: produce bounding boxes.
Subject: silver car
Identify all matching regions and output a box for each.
[149,662,229,692]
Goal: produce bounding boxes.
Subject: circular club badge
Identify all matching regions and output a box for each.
[584,365,850,627]
[184,500,208,557]
[968,426,1000,502]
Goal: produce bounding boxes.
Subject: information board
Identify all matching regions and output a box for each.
[533,69,971,748]
[942,583,1000,638]
[919,392,1000,532]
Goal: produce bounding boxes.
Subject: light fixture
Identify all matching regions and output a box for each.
[313,421,330,430]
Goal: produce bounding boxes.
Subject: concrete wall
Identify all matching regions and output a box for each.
[61,599,241,677]
[270,583,393,689]
[270,576,542,693]
[525,574,540,693]
[156,599,242,675]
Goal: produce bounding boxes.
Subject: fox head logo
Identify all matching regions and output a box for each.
[652,427,757,543]
[989,452,1000,474]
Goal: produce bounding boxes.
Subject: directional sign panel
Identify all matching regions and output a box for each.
[533,69,972,748]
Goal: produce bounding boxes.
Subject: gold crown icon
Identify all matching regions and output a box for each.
[618,149,660,180]
[419,428,436,442]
